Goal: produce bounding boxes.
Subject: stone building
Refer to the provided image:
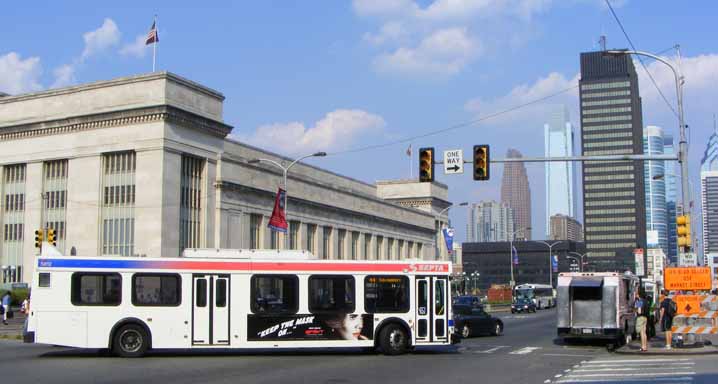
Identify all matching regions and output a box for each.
[0,72,449,283]
[550,214,584,241]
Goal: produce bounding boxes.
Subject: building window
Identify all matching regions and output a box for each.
[582,115,632,123]
[132,273,181,306]
[180,155,203,253]
[375,235,383,260]
[270,229,279,249]
[289,221,300,250]
[351,231,359,260]
[387,238,395,260]
[337,229,346,260]
[398,240,405,259]
[364,234,371,260]
[71,272,122,306]
[308,276,355,313]
[42,160,68,253]
[250,275,298,314]
[322,226,332,259]
[249,214,262,249]
[101,152,136,256]
[305,224,317,255]
[2,164,26,283]
[417,243,423,259]
[580,81,630,90]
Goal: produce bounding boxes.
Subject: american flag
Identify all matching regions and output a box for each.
[145,21,159,45]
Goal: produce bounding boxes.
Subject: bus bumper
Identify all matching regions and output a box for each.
[23,330,35,343]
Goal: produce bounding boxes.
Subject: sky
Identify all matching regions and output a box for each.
[1,1,717,245]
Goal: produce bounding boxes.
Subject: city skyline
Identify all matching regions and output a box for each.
[501,148,532,240]
[644,125,669,258]
[466,200,514,243]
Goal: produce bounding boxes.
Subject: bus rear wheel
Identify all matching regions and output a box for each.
[113,324,149,358]
[379,324,408,355]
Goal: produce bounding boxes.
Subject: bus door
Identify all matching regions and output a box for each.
[415,276,449,343]
[192,274,230,346]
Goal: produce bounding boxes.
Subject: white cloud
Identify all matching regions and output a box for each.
[0,52,42,95]
[373,27,478,76]
[363,21,408,46]
[51,64,76,88]
[237,109,386,155]
[81,18,121,60]
[120,35,149,58]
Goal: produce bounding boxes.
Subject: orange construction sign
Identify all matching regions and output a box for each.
[674,295,703,315]
[664,267,712,291]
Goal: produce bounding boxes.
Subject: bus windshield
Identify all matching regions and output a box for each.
[515,288,533,299]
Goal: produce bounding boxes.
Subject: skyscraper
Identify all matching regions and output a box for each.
[643,126,668,257]
[544,105,576,237]
[467,201,515,242]
[664,134,678,264]
[579,50,647,271]
[701,123,718,258]
[501,148,532,240]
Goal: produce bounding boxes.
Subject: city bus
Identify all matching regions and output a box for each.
[514,283,556,309]
[25,245,454,357]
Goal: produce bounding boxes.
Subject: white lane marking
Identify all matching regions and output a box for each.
[566,372,695,378]
[557,378,693,383]
[544,380,551,383]
[574,366,694,373]
[579,362,694,368]
[543,353,596,357]
[555,374,563,378]
[473,345,509,354]
[509,346,541,355]
[584,358,691,364]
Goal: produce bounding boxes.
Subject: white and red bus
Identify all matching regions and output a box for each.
[25,246,454,357]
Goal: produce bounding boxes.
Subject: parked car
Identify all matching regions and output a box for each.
[453,304,504,338]
[511,297,537,313]
[452,295,483,308]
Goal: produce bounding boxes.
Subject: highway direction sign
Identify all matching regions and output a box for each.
[444,149,464,174]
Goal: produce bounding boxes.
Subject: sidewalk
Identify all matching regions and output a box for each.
[0,309,26,340]
[616,333,718,355]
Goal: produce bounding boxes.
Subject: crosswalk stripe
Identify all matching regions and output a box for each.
[579,363,694,368]
[585,359,691,364]
[557,378,693,383]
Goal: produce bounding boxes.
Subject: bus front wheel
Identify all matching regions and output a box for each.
[113,324,149,358]
[379,324,408,355]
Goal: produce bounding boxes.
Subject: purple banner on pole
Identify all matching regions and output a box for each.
[512,246,518,266]
[551,254,558,272]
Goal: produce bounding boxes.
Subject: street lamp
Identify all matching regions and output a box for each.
[569,252,588,272]
[536,240,563,287]
[248,151,327,248]
[471,271,480,294]
[436,202,468,260]
[508,227,531,288]
[604,49,689,220]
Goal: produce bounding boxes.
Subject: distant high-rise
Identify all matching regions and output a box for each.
[664,134,678,264]
[467,201,515,242]
[550,214,583,241]
[701,122,718,257]
[579,50,647,270]
[501,149,532,240]
[643,126,668,257]
[544,105,576,237]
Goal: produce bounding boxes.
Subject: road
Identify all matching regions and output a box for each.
[1,308,717,383]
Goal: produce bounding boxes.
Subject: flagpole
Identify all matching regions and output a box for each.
[409,144,413,179]
[152,15,157,72]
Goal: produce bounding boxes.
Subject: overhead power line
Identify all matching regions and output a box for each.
[329,84,579,156]
[604,0,680,118]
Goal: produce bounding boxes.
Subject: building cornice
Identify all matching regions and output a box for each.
[0,105,233,141]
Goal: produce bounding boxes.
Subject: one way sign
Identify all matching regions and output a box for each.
[444,149,464,174]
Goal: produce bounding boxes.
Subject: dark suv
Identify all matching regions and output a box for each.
[511,297,537,313]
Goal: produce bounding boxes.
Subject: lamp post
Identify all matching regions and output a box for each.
[508,227,531,288]
[604,49,689,220]
[536,240,563,287]
[569,252,588,272]
[471,271,480,294]
[248,151,327,248]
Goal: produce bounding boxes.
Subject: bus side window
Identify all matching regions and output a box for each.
[250,275,299,314]
[39,273,51,287]
[364,275,409,314]
[308,275,355,313]
[132,273,181,306]
[71,273,122,306]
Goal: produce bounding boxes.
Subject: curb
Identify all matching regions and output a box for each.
[615,344,718,355]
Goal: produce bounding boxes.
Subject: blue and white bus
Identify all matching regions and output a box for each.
[514,283,555,309]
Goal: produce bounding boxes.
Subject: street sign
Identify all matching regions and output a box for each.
[633,248,645,277]
[443,149,464,174]
[664,267,712,291]
[674,294,702,315]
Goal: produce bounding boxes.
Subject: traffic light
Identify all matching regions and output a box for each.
[677,215,691,251]
[34,229,44,248]
[419,147,435,182]
[473,145,490,180]
[47,228,57,247]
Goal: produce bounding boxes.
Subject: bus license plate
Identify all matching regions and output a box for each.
[582,329,592,334]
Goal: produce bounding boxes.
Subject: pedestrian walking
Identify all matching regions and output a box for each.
[659,290,677,349]
[1,291,11,325]
[634,291,649,351]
